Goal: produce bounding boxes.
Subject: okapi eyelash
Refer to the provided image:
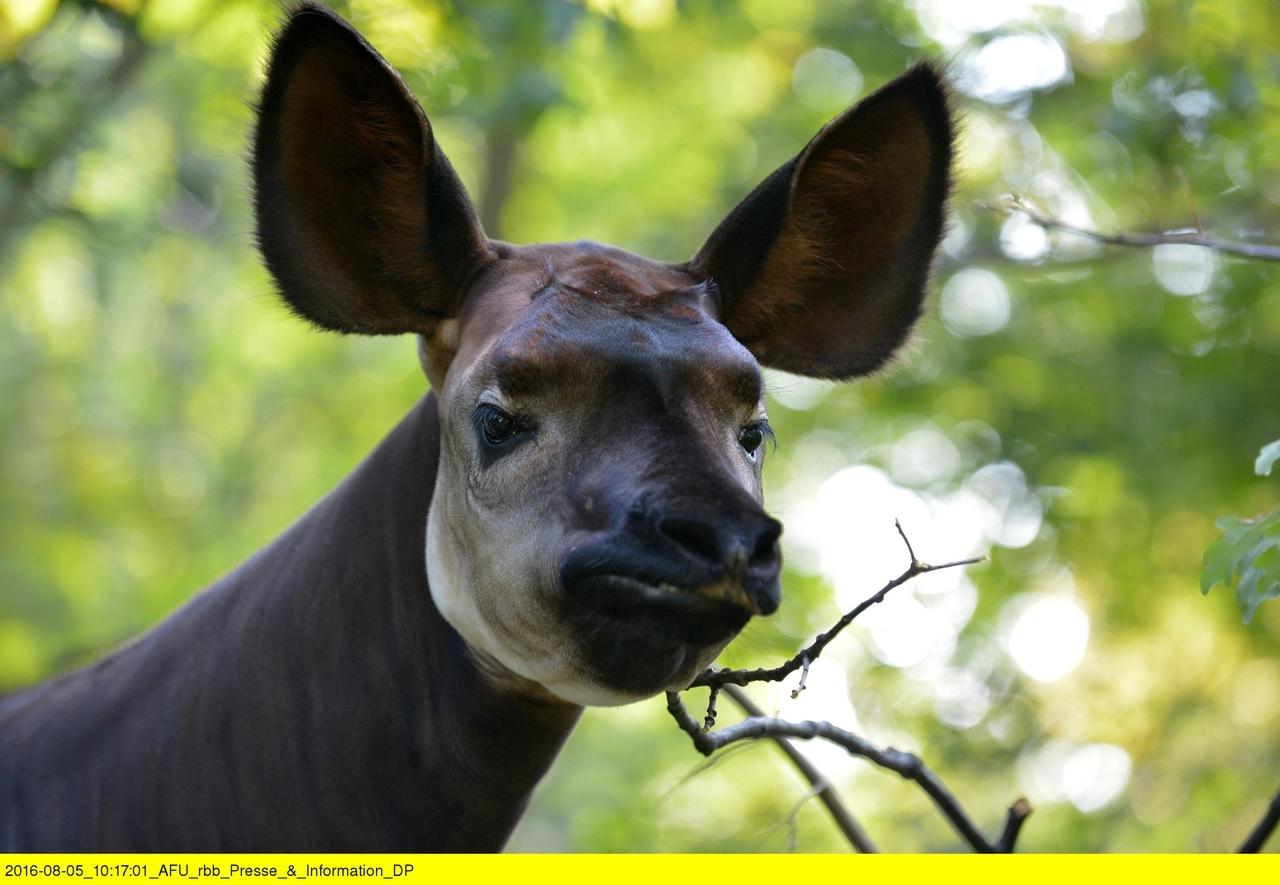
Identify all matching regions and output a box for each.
[747,419,778,454]
[471,402,533,434]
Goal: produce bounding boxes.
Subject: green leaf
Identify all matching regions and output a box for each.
[1257,439,1280,476]
[1201,510,1280,623]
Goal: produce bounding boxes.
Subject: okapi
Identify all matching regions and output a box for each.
[0,3,952,851]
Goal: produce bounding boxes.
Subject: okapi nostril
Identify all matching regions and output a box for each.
[751,538,778,566]
[750,521,782,566]
[657,516,723,565]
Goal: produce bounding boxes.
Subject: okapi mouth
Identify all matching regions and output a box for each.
[564,572,753,647]
[560,568,754,697]
[556,534,779,693]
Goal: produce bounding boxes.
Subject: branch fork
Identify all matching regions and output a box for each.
[666,521,1028,852]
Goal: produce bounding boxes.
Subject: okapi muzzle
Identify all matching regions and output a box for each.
[555,393,786,697]
[558,493,783,697]
[0,1,953,851]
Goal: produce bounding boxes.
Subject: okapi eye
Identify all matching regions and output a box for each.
[474,404,521,448]
[739,421,771,460]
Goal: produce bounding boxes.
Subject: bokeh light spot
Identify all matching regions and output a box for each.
[1003,592,1089,682]
[792,48,863,113]
[940,269,1012,337]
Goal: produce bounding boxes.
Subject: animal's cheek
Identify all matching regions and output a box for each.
[426,489,584,691]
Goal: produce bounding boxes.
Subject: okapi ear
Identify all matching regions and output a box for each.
[691,63,954,379]
[253,3,492,335]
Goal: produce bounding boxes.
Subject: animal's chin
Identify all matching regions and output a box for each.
[561,574,753,699]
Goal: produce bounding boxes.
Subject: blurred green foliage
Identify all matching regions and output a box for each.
[1258,440,1280,477]
[2,0,1279,853]
[1203,509,1280,623]
[1203,440,1280,623]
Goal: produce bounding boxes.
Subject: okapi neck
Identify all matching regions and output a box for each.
[0,391,580,851]
[252,389,583,848]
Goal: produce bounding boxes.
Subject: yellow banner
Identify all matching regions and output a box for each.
[1,855,1278,885]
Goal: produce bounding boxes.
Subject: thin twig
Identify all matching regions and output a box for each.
[979,195,1280,262]
[895,519,918,563]
[722,684,877,853]
[790,655,811,699]
[691,521,980,690]
[997,798,1033,852]
[703,685,720,731]
[1239,787,1280,853]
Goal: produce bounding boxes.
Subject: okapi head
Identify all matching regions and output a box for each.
[253,4,952,706]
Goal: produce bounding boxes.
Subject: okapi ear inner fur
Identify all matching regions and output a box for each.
[691,63,953,380]
[252,2,493,337]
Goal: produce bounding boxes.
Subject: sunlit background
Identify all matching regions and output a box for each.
[2,0,1278,851]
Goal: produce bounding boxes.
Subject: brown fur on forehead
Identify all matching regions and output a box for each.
[492,285,761,407]
[453,242,762,406]
[452,242,693,350]
[529,240,699,301]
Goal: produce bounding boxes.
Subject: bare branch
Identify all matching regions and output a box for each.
[667,690,1026,853]
[665,522,1026,852]
[1239,787,1280,853]
[722,685,877,853]
[702,685,720,732]
[894,518,918,564]
[666,689,708,743]
[979,195,1280,263]
[997,798,1033,852]
[692,526,980,691]
[790,655,811,700]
